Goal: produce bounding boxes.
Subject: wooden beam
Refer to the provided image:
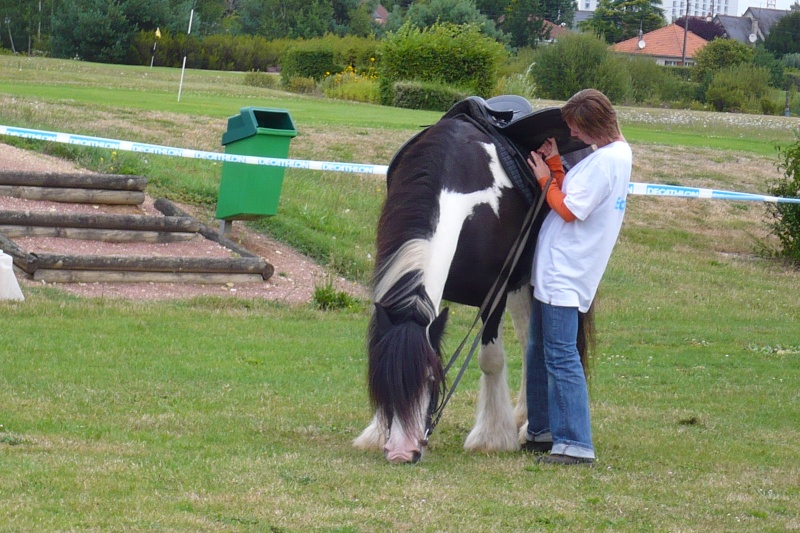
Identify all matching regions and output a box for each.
[0,185,145,205]
[33,253,272,278]
[0,171,148,191]
[34,270,265,284]
[153,198,258,258]
[0,211,199,232]
[0,226,199,243]
[0,232,37,274]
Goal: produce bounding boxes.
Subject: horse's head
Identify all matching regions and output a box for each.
[368,301,448,463]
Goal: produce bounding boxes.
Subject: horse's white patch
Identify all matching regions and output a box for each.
[424,142,512,308]
[374,142,513,313]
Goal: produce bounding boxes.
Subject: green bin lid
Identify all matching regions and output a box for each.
[222,107,297,145]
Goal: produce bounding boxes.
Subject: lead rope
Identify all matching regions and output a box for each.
[424,174,553,444]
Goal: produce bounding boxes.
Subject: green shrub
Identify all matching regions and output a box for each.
[392,80,468,111]
[493,73,536,100]
[281,44,340,84]
[312,276,359,311]
[785,70,800,91]
[377,21,506,106]
[624,56,679,104]
[284,76,319,95]
[131,30,290,71]
[705,64,772,112]
[321,64,380,104]
[783,54,800,70]
[530,33,631,103]
[765,131,800,264]
[243,70,280,89]
[693,38,754,81]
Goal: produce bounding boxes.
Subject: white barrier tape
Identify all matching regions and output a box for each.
[628,183,800,204]
[2,124,800,204]
[0,125,390,176]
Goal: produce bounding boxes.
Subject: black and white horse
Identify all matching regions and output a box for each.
[353,100,593,463]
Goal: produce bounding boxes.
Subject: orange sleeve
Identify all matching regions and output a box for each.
[545,155,566,188]
[538,156,576,222]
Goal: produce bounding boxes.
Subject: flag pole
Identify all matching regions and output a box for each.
[177,2,196,102]
[150,27,161,68]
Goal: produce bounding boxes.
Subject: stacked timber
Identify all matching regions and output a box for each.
[0,171,146,205]
[0,211,200,243]
[0,172,274,285]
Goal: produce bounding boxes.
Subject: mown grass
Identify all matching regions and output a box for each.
[1,56,799,531]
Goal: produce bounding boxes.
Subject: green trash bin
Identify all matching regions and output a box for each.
[216,107,297,220]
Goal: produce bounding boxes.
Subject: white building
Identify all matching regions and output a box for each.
[667,0,740,21]
[576,0,741,22]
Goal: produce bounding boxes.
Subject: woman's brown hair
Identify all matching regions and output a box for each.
[561,89,621,145]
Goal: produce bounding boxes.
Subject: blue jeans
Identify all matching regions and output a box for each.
[525,297,595,459]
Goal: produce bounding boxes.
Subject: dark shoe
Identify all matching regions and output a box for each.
[536,453,594,466]
[521,440,553,454]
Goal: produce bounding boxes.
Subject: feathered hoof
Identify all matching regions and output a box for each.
[464,427,520,453]
[352,423,386,452]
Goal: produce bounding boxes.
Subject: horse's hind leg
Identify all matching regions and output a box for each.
[464,311,519,453]
[353,412,387,452]
[506,286,532,436]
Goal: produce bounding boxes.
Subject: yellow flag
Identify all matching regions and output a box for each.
[155,27,162,39]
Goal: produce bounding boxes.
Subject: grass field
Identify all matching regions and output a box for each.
[1,55,799,531]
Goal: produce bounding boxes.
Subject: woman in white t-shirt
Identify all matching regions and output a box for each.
[522,89,632,466]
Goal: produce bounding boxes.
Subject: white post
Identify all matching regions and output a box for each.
[177,3,196,102]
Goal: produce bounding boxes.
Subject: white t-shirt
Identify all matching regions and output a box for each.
[532,141,632,313]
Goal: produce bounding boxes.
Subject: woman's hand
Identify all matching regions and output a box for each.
[536,138,559,160]
[527,151,551,182]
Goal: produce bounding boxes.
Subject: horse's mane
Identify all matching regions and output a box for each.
[367,120,475,432]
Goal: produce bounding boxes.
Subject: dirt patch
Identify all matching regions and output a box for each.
[0,142,367,303]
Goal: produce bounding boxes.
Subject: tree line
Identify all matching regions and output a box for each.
[1,1,799,72]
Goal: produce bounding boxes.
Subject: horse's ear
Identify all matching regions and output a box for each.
[428,307,449,348]
[374,302,393,332]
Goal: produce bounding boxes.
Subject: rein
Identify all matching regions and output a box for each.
[423,174,553,445]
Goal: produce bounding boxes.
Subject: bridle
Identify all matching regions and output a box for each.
[422,175,553,447]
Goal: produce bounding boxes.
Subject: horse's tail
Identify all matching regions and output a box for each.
[577,303,596,378]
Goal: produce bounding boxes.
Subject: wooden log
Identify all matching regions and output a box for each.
[0,171,147,191]
[0,226,199,243]
[0,232,37,274]
[0,211,199,232]
[34,270,265,284]
[153,198,258,258]
[0,185,145,205]
[33,253,272,278]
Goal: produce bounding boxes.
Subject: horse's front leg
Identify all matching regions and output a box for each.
[464,310,519,453]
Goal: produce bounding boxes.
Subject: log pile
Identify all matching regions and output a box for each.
[0,171,274,284]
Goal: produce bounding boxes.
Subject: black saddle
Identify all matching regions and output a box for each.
[388,96,594,206]
[439,96,592,206]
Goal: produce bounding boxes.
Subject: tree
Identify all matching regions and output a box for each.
[0,0,55,53]
[693,37,754,81]
[384,0,504,41]
[50,0,133,63]
[502,0,549,49]
[674,16,724,42]
[528,31,631,102]
[476,0,510,18]
[764,11,800,58]
[235,0,334,39]
[580,0,665,44]
[766,131,800,265]
[331,0,380,37]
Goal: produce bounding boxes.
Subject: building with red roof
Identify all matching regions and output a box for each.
[610,23,709,66]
